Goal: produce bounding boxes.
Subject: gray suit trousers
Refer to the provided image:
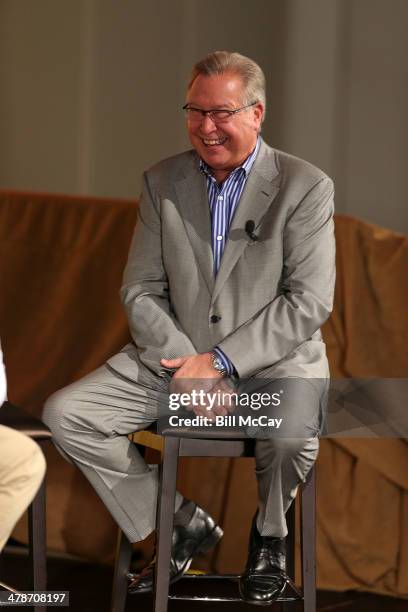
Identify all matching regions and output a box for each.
[43,359,320,543]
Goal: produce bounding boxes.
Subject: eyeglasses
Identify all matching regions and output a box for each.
[182,102,257,124]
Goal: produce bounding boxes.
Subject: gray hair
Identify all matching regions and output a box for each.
[188,51,266,122]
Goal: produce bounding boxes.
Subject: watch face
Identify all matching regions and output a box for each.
[213,355,226,373]
[214,356,222,369]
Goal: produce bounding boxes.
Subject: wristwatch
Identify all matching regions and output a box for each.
[211,352,228,377]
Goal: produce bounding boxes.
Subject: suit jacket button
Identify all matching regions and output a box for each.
[210,315,221,323]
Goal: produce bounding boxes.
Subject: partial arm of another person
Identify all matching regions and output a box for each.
[0,342,46,553]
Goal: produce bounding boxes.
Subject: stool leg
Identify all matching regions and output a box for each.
[110,530,133,612]
[301,466,316,612]
[286,501,296,580]
[153,437,180,612]
[282,501,296,612]
[28,474,47,612]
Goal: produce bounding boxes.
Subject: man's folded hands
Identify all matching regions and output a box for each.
[160,354,237,420]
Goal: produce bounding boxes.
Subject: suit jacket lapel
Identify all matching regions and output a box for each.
[212,141,280,302]
[174,157,214,293]
[174,141,281,300]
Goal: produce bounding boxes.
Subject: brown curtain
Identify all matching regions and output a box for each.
[1,192,407,595]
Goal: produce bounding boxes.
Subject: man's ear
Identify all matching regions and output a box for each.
[253,103,264,130]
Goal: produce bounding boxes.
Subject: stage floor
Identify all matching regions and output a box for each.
[0,545,406,612]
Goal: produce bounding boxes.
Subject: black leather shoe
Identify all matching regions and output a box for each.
[128,504,223,594]
[239,516,287,605]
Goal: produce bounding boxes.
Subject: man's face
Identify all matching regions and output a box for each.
[186,73,264,181]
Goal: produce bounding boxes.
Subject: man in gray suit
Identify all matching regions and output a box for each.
[43,51,335,605]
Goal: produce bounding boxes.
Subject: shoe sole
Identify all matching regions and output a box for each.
[130,524,224,595]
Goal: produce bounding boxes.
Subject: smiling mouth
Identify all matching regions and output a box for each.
[202,137,227,146]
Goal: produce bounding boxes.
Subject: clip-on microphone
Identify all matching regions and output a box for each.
[245,220,259,242]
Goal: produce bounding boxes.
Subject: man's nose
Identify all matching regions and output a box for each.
[200,114,218,133]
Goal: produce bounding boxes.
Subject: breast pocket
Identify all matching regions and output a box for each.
[242,240,282,274]
[234,241,282,299]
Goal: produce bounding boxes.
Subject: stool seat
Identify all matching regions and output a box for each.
[160,424,254,439]
[0,402,52,440]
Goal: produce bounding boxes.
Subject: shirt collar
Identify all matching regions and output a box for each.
[199,136,261,180]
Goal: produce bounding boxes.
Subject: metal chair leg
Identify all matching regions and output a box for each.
[28,473,47,612]
[286,501,296,580]
[301,466,316,612]
[110,530,133,612]
[153,437,180,612]
[281,499,296,612]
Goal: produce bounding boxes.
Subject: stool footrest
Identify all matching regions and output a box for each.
[164,574,303,602]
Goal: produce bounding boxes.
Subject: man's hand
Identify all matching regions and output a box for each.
[161,354,236,419]
[161,353,218,380]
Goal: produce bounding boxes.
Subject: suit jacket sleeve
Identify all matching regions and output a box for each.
[120,172,197,374]
[217,177,336,378]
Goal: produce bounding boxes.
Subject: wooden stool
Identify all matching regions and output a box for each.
[111,427,316,612]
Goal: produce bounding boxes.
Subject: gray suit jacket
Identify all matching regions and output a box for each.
[108,138,335,381]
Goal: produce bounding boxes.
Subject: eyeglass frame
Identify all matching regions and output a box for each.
[182,101,257,123]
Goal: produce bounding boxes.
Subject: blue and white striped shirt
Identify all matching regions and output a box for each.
[199,137,260,375]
